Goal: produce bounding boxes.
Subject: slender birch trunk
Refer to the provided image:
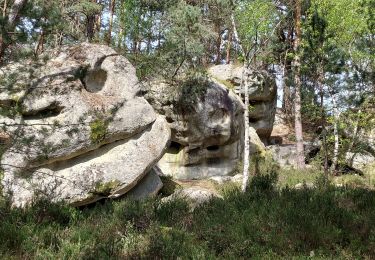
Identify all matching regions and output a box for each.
[2,0,7,17]
[106,0,115,45]
[330,93,340,174]
[347,109,361,166]
[226,29,232,64]
[293,0,305,169]
[231,14,250,192]
[317,65,329,175]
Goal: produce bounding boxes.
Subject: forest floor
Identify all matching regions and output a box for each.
[1,167,375,259]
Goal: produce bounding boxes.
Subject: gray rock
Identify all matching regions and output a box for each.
[346,152,375,171]
[209,64,277,142]
[209,174,243,184]
[268,143,318,168]
[144,79,244,180]
[0,43,171,207]
[163,186,221,210]
[294,182,315,189]
[126,167,164,199]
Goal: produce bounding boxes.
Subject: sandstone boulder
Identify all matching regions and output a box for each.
[143,78,244,180]
[0,43,170,207]
[209,64,277,142]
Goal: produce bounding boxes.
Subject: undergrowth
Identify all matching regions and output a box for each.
[1,174,375,259]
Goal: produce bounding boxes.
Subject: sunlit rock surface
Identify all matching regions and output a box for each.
[0,43,170,207]
[144,79,244,180]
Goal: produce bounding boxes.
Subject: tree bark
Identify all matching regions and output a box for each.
[347,110,361,167]
[34,29,45,57]
[317,65,329,175]
[86,0,99,42]
[226,29,232,64]
[0,0,27,63]
[330,92,340,174]
[282,64,293,118]
[106,0,116,45]
[2,0,7,17]
[293,0,305,169]
[214,23,222,64]
[241,65,250,192]
[231,13,250,192]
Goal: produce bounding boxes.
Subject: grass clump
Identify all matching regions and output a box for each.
[0,171,375,258]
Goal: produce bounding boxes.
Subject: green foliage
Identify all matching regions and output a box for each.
[92,180,120,196]
[235,0,279,63]
[89,118,108,143]
[277,167,323,188]
[174,75,210,113]
[1,171,375,258]
[159,175,181,196]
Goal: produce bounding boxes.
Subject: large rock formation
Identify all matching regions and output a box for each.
[209,64,277,143]
[143,78,244,180]
[0,43,170,207]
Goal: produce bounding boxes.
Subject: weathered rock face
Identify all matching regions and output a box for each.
[268,143,319,168]
[143,79,244,180]
[208,64,277,142]
[270,108,293,145]
[0,43,170,207]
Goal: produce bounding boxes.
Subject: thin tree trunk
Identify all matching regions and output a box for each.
[242,65,250,191]
[117,27,123,48]
[231,14,245,59]
[34,29,45,57]
[3,0,7,17]
[347,109,361,166]
[281,64,292,116]
[106,0,115,45]
[293,0,305,169]
[0,0,27,62]
[226,29,232,64]
[86,0,98,42]
[95,0,102,34]
[86,16,95,42]
[215,23,222,64]
[330,93,339,174]
[317,65,329,175]
[231,13,250,192]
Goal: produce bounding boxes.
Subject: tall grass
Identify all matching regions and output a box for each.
[1,173,375,259]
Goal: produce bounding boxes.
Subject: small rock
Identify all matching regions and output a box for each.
[209,176,232,184]
[162,186,222,210]
[126,167,163,200]
[294,182,314,190]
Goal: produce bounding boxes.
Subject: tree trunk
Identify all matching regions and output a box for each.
[0,0,27,62]
[226,29,232,64]
[317,65,329,175]
[3,0,7,17]
[231,13,250,192]
[293,0,305,169]
[242,65,251,192]
[282,64,293,118]
[34,29,45,57]
[330,93,340,174]
[347,110,361,167]
[86,16,95,42]
[86,0,98,42]
[95,0,102,34]
[231,14,245,59]
[106,0,115,45]
[215,23,222,64]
